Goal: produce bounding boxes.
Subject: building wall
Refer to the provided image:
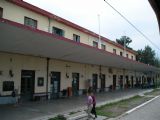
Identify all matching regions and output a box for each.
[0,52,142,96]
[0,1,49,32]
[0,52,47,96]
[0,52,159,101]
[0,0,136,60]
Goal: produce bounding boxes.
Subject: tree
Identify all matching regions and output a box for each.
[116,36,132,49]
[136,49,143,62]
[154,57,160,67]
[136,45,160,67]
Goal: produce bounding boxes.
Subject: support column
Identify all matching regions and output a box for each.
[46,58,50,100]
[123,69,125,89]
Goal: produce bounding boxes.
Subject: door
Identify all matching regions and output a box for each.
[0,7,3,18]
[119,75,123,89]
[21,70,35,101]
[92,74,98,92]
[126,76,129,88]
[131,76,134,88]
[51,72,60,99]
[101,74,105,91]
[113,75,116,90]
[72,73,79,96]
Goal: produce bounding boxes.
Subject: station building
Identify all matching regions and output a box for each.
[0,0,160,104]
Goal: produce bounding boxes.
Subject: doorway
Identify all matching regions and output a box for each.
[21,70,35,101]
[113,75,116,90]
[131,76,134,88]
[101,74,105,92]
[92,74,98,92]
[72,73,79,96]
[126,76,129,88]
[51,72,61,99]
[119,75,123,89]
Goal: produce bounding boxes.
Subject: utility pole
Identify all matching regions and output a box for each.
[98,14,101,49]
[123,31,126,57]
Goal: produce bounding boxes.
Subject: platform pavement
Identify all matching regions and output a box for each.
[0,89,153,120]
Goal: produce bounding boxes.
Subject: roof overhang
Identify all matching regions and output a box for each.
[0,18,159,72]
[149,0,160,31]
[8,0,136,55]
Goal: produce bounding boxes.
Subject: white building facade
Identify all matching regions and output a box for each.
[0,0,159,104]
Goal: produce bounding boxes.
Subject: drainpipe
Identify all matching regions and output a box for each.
[46,18,51,100]
[46,58,50,100]
[99,65,102,78]
[99,65,102,91]
[48,17,51,33]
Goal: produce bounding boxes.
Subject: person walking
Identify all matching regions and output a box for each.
[87,88,94,120]
[91,92,97,118]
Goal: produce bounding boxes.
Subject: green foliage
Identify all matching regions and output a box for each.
[154,57,160,67]
[96,95,144,117]
[136,45,160,67]
[116,36,132,49]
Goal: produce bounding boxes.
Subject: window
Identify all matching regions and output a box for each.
[3,81,14,91]
[24,17,37,28]
[93,41,98,48]
[101,44,106,50]
[113,49,116,54]
[120,52,123,56]
[126,54,128,58]
[37,77,44,86]
[73,34,80,42]
[0,7,3,18]
[52,27,65,36]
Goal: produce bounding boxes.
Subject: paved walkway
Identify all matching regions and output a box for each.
[0,89,152,120]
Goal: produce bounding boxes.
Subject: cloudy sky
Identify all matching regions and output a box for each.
[24,0,160,57]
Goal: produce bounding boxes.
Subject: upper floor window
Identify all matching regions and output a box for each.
[120,51,123,56]
[73,34,80,42]
[113,49,116,54]
[52,27,65,37]
[0,7,3,18]
[93,41,98,48]
[24,17,37,29]
[101,44,106,50]
[126,54,128,58]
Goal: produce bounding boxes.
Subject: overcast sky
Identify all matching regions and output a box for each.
[24,0,160,57]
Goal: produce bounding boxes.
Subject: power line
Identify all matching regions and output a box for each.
[104,0,160,51]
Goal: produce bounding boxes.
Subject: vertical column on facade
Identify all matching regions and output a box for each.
[123,69,125,89]
[134,71,137,88]
[142,74,144,88]
[158,73,159,87]
[84,64,87,90]
[144,74,147,88]
[158,73,160,87]
[151,72,154,88]
[46,58,50,100]
[99,65,102,92]
[155,73,158,88]
[153,72,156,88]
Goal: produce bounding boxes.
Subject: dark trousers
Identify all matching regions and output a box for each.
[91,105,97,117]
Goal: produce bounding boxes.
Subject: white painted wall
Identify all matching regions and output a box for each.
[0,0,136,60]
